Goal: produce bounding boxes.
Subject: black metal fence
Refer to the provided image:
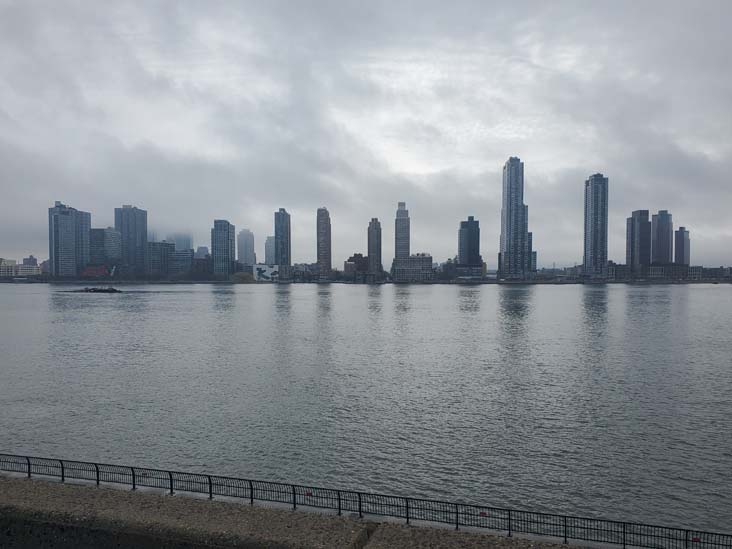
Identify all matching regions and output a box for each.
[1,453,729,549]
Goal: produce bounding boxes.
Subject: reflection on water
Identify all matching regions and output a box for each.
[1,283,732,532]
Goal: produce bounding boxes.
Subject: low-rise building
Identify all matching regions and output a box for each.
[392,253,434,283]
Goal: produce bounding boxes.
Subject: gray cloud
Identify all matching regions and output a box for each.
[1,0,731,267]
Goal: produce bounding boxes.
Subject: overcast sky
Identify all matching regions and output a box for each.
[1,1,731,267]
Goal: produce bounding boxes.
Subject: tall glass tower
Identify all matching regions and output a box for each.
[583,173,609,278]
[498,157,533,279]
[394,202,410,260]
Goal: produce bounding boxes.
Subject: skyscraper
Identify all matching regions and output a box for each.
[458,216,482,266]
[498,156,534,279]
[114,205,147,274]
[394,202,410,260]
[211,220,235,276]
[265,236,275,265]
[367,218,382,277]
[652,210,673,264]
[274,208,291,267]
[583,173,609,278]
[237,228,256,266]
[626,210,651,276]
[48,201,90,277]
[316,208,331,279]
[675,227,690,265]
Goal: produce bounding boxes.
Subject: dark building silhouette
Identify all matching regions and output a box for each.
[274,208,291,268]
[114,205,147,275]
[367,218,382,278]
[627,210,651,276]
[458,216,482,266]
[675,226,690,265]
[146,241,175,278]
[394,202,410,260]
[652,210,673,264]
[316,207,331,279]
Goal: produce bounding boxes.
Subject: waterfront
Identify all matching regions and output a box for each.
[0,284,730,531]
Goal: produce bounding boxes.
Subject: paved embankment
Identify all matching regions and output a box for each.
[0,476,567,548]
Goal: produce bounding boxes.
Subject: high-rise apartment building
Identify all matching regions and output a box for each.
[498,156,534,279]
[316,208,331,278]
[264,236,275,265]
[458,216,482,266]
[652,210,673,264]
[626,210,652,276]
[211,220,236,276]
[90,227,121,266]
[146,241,175,278]
[675,227,690,265]
[583,173,609,278]
[274,208,291,267]
[367,218,382,277]
[48,201,90,277]
[114,205,147,274]
[237,229,256,266]
[394,202,410,260]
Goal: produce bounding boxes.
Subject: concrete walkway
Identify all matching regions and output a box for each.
[0,476,567,548]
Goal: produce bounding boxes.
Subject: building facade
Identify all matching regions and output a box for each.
[264,236,275,265]
[146,241,175,278]
[498,156,534,279]
[392,253,434,283]
[48,201,90,277]
[170,249,194,277]
[367,218,382,278]
[626,210,651,277]
[583,173,609,278]
[90,227,121,266]
[394,202,410,260]
[651,210,673,264]
[114,205,147,275]
[316,207,331,279]
[274,209,291,267]
[211,219,236,276]
[458,216,482,267]
[675,226,690,265]
[237,229,256,266]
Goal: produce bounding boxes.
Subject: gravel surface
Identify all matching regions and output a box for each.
[0,475,573,548]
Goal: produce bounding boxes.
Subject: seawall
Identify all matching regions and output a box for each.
[0,476,564,548]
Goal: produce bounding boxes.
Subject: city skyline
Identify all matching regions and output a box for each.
[2,3,732,266]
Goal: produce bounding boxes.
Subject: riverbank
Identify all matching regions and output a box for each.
[0,476,566,548]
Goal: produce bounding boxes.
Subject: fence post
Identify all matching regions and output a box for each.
[405,498,410,525]
[59,460,65,482]
[94,463,99,486]
[292,485,297,510]
[208,476,213,500]
[623,522,627,549]
[131,467,136,490]
[248,480,254,505]
[358,492,362,518]
[455,504,459,531]
[508,509,512,537]
[685,530,690,549]
[563,516,568,544]
[168,471,174,495]
[337,490,342,516]
[26,456,31,479]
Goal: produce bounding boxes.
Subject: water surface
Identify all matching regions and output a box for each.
[0,283,730,531]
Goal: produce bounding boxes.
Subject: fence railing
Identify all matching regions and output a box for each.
[1,453,729,549]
